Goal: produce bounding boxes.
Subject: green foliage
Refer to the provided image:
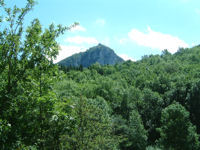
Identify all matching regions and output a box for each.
[55,45,200,149]
[2,1,200,149]
[0,119,11,149]
[60,97,119,149]
[146,146,162,150]
[158,103,200,150]
[186,80,200,133]
[139,89,164,144]
[0,0,70,149]
[113,110,147,150]
[126,110,148,150]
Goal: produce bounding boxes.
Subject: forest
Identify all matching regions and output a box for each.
[1,0,200,150]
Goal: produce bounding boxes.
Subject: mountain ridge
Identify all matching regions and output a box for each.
[58,43,124,67]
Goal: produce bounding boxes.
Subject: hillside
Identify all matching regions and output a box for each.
[58,43,124,67]
[2,0,200,149]
[55,46,200,149]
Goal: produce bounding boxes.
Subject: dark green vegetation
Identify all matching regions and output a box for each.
[58,43,124,67]
[1,1,200,150]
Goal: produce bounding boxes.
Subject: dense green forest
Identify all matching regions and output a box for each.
[1,0,200,149]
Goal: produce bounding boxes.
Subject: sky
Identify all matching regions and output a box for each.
[4,0,200,62]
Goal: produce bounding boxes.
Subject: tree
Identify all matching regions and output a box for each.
[139,89,164,144]
[0,0,75,149]
[186,80,200,133]
[61,96,119,149]
[158,103,199,150]
[0,1,37,148]
[113,110,147,150]
[126,110,148,150]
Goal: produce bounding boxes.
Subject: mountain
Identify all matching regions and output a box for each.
[58,43,124,67]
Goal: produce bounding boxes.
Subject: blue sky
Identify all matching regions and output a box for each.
[4,0,200,62]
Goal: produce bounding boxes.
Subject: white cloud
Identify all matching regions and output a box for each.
[128,27,189,53]
[54,45,87,63]
[65,36,99,44]
[70,25,86,32]
[118,54,135,61]
[95,19,106,26]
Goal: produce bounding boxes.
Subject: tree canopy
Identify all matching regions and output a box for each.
[1,0,200,149]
